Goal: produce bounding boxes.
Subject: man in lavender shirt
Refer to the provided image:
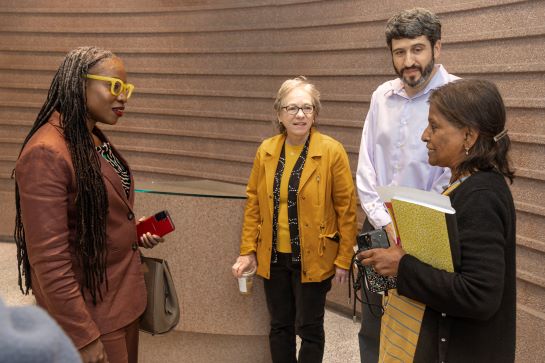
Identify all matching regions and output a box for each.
[356,8,458,362]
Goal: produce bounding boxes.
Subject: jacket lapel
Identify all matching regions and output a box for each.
[47,115,134,210]
[110,142,135,208]
[298,130,322,191]
[94,128,134,211]
[262,134,285,218]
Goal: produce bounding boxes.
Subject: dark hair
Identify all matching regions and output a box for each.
[14,46,114,304]
[429,79,515,183]
[273,76,321,134]
[386,8,441,49]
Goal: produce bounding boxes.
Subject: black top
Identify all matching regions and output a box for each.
[397,170,516,363]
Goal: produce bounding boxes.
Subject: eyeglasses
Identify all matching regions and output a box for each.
[85,74,135,99]
[282,104,315,115]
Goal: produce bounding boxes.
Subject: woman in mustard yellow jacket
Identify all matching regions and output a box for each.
[232,76,357,363]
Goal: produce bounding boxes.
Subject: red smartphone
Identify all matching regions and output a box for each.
[136,210,175,237]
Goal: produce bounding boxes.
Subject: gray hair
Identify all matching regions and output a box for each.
[273,76,321,134]
[386,8,441,49]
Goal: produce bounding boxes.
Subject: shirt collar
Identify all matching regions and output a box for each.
[386,64,449,99]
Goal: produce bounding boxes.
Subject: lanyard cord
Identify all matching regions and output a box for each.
[443,175,469,196]
[349,254,385,320]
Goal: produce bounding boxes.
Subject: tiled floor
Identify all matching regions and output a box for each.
[1,242,360,362]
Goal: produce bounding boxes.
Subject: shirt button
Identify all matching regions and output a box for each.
[441,313,446,317]
[441,338,446,342]
[301,195,306,200]
[127,212,134,220]
[131,243,138,251]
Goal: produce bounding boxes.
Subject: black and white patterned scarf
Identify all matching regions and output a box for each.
[271,136,310,264]
[96,142,131,198]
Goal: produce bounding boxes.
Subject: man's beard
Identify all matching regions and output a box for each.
[395,58,435,88]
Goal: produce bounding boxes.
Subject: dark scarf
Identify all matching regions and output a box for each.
[271,135,311,264]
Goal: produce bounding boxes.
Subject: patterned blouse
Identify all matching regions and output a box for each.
[96,142,131,198]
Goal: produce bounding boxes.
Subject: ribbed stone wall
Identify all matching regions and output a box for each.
[0,1,543,361]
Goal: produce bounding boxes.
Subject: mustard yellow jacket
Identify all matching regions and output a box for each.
[240,130,357,282]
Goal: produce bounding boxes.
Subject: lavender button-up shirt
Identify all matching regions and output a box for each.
[356,65,459,228]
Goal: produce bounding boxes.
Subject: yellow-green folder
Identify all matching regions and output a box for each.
[376,186,459,362]
[378,186,459,271]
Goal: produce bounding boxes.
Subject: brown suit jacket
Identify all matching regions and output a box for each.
[15,112,146,349]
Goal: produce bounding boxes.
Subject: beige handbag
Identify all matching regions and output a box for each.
[139,256,180,335]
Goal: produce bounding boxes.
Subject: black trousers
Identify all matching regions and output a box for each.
[358,219,382,363]
[264,252,332,363]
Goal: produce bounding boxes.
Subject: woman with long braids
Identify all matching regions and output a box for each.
[14,46,162,363]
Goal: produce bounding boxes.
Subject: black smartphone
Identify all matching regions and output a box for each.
[356,229,396,293]
[357,229,389,251]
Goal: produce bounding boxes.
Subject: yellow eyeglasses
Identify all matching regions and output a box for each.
[85,74,135,99]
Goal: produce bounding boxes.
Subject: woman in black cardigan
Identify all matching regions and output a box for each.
[358,79,516,362]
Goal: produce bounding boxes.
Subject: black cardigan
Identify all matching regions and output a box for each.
[397,170,516,363]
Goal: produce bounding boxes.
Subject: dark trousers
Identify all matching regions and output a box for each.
[264,252,332,363]
[358,219,381,363]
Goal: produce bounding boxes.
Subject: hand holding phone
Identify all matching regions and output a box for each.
[136,210,175,238]
[356,229,397,293]
[356,229,389,252]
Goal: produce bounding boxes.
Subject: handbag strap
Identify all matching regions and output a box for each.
[161,260,177,314]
